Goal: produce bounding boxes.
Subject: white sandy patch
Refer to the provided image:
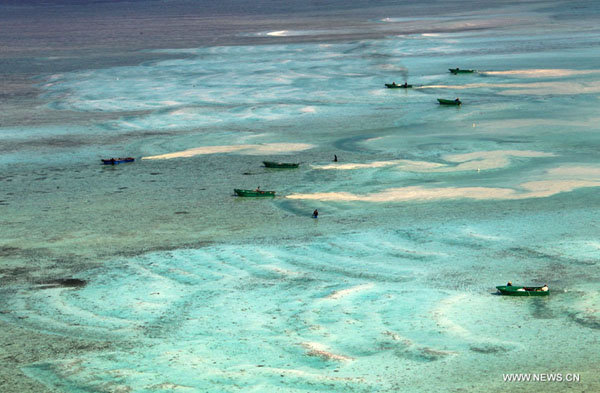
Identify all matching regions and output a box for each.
[520,164,600,196]
[417,84,472,90]
[545,166,600,178]
[288,162,600,202]
[419,82,533,90]
[244,143,314,155]
[400,159,460,172]
[286,178,600,202]
[142,143,314,160]
[287,186,515,202]
[301,342,353,362]
[143,145,243,159]
[482,69,600,78]
[519,179,600,198]
[313,151,553,173]
[500,81,600,96]
[325,283,374,300]
[314,160,404,170]
[444,150,554,171]
[314,159,445,171]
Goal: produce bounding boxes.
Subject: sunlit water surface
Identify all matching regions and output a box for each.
[1,1,600,391]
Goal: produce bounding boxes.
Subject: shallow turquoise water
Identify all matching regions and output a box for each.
[1,1,600,391]
[6,224,600,391]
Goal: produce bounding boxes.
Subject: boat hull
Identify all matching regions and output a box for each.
[263,161,300,169]
[438,99,461,105]
[496,286,549,296]
[234,189,276,197]
[101,158,135,165]
[449,69,474,74]
[385,83,412,88]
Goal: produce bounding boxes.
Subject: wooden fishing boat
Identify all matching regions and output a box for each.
[496,285,549,296]
[101,157,135,165]
[263,161,300,169]
[438,98,461,105]
[234,189,276,197]
[385,83,412,88]
[449,68,474,74]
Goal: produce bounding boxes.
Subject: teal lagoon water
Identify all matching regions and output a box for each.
[1,1,600,391]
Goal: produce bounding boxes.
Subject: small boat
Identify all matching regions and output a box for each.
[101,157,135,165]
[385,82,412,88]
[449,68,475,74]
[234,189,276,197]
[263,161,300,169]
[438,98,461,105]
[496,285,549,296]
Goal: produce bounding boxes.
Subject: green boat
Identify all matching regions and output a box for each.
[496,285,549,296]
[449,68,475,74]
[263,161,300,169]
[234,188,276,197]
[438,98,461,105]
[385,82,412,88]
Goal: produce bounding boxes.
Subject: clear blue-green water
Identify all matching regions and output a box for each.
[1,1,600,391]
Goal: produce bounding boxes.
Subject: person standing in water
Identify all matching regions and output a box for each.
[312,209,318,218]
[333,154,338,162]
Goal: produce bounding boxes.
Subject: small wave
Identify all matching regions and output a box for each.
[267,30,290,37]
[244,29,339,37]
